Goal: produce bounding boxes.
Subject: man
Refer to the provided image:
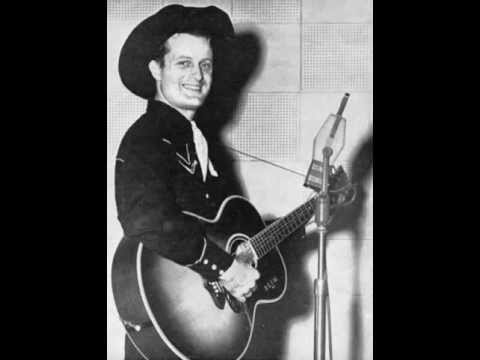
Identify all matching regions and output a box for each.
[115,5,259,359]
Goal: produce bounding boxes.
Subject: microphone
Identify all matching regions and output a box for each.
[304,93,350,192]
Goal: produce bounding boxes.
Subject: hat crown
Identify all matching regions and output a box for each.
[144,5,235,42]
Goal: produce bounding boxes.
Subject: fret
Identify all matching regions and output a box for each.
[253,234,267,257]
[250,196,318,260]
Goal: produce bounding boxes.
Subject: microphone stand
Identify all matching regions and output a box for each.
[222,92,352,360]
[313,93,350,360]
[313,146,332,360]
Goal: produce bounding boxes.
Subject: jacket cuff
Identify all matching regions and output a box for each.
[186,238,234,281]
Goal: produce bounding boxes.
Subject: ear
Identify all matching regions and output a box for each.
[148,60,162,81]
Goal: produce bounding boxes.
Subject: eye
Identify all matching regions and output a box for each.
[200,61,212,73]
[177,60,192,68]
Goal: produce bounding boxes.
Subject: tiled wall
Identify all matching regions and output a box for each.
[107,1,373,359]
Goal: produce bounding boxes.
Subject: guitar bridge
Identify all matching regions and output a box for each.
[204,281,245,313]
[204,281,226,309]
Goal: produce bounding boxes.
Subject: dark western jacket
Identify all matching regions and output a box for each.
[115,100,243,280]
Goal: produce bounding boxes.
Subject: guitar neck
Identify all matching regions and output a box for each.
[250,195,318,260]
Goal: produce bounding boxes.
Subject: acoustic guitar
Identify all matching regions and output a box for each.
[112,166,354,360]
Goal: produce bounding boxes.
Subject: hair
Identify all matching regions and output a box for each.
[152,30,212,67]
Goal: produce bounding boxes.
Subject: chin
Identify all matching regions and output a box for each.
[183,97,207,109]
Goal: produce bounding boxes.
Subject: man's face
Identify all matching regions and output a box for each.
[153,33,213,114]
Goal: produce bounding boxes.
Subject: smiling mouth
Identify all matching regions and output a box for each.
[183,84,202,92]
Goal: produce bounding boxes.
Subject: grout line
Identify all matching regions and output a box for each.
[233,22,373,26]
[245,90,373,94]
[298,0,303,163]
[299,0,303,92]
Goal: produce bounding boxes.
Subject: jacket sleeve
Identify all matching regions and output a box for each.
[115,137,233,281]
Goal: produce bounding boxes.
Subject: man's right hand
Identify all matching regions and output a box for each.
[219,258,259,303]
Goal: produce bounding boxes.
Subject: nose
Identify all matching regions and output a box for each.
[191,64,203,81]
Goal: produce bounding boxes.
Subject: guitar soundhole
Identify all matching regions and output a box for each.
[226,234,249,256]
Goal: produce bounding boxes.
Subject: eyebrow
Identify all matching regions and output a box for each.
[174,55,192,60]
[173,56,213,62]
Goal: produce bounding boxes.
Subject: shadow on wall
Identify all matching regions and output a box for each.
[244,226,316,360]
[197,30,264,134]
[244,132,373,360]
[194,26,374,360]
[325,132,373,360]
[195,31,264,197]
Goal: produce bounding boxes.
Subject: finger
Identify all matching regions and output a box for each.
[236,285,254,296]
[221,279,242,292]
[247,285,257,295]
[244,281,257,291]
[234,294,246,303]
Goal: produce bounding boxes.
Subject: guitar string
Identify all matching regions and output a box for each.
[253,222,278,258]
[256,212,290,253]
[251,197,317,258]
[258,199,315,256]
[247,167,344,256]
[253,199,315,258]
[256,216,302,257]
[255,214,294,257]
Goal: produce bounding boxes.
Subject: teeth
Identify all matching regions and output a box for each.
[183,84,201,91]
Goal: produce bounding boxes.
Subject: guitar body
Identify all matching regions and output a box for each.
[112,196,287,360]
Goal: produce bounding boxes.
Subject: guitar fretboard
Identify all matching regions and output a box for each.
[249,196,318,259]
